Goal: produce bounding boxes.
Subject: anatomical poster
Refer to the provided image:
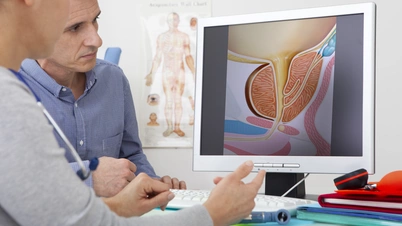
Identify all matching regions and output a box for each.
[138,0,211,147]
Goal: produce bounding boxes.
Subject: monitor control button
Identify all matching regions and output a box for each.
[263,163,273,167]
[272,163,284,168]
[283,163,300,168]
[254,163,263,167]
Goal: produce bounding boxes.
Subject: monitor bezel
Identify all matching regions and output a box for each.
[192,2,376,174]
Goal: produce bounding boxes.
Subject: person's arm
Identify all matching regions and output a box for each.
[204,160,266,226]
[120,74,187,189]
[92,156,137,197]
[0,71,263,226]
[0,69,213,226]
[102,173,174,216]
[104,160,265,226]
[0,70,117,225]
[69,157,138,198]
[70,160,93,187]
[120,74,157,177]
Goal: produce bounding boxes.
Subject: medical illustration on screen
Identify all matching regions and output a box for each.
[223,17,337,156]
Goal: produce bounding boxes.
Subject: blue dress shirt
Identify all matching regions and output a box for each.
[19,59,157,184]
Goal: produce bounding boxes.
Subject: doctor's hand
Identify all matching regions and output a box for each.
[103,173,175,217]
[203,161,265,226]
[92,156,137,197]
[157,175,187,190]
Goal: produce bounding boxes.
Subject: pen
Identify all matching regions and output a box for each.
[239,209,290,225]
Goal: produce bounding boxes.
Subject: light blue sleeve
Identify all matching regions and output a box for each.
[70,160,93,187]
[119,74,158,178]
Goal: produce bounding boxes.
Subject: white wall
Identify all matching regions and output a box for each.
[97,0,400,195]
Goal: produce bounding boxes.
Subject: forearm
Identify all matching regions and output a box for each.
[102,197,121,216]
[154,205,213,226]
[123,75,157,178]
[126,152,157,177]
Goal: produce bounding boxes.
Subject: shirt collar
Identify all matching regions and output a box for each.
[85,69,97,91]
[20,59,97,98]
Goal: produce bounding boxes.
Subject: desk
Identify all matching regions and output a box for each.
[304,194,319,201]
[143,208,344,226]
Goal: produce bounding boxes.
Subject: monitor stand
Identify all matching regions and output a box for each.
[265,172,306,198]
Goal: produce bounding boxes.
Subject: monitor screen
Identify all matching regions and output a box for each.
[193,3,376,174]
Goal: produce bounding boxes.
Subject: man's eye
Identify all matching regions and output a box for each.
[70,25,80,32]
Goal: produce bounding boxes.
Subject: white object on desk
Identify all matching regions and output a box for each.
[167,189,317,216]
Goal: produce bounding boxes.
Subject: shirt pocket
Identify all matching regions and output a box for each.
[102,133,123,157]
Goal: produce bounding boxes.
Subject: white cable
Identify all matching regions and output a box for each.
[38,102,89,178]
[281,173,310,197]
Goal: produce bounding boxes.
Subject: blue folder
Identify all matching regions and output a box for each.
[297,204,402,225]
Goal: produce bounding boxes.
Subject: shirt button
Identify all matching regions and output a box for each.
[75,103,78,107]
[62,87,67,92]
[79,140,84,146]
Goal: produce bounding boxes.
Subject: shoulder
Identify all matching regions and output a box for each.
[0,67,29,93]
[94,59,126,78]
[0,67,35,108]
[92,59,130,86]
[19,59,44,78]
[95,59,123,71]
[0,67,16,90]
[0,66,13,78]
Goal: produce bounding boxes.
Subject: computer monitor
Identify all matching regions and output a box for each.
[192,2,376,197]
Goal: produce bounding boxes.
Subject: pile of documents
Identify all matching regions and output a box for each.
[297,187,402,225]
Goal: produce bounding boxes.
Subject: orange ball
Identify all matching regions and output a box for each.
[377,170,402,192]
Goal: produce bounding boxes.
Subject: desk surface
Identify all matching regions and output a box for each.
[143,209,344,226]
[304,194,319,201]
[143,194,335,225]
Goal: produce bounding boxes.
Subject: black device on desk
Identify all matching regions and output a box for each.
[265,173,306,198]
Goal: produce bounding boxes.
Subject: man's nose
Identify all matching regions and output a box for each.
[84,26,103,48]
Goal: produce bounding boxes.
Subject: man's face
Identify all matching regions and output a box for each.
[43,0,103,73]
[28,0,70,59]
